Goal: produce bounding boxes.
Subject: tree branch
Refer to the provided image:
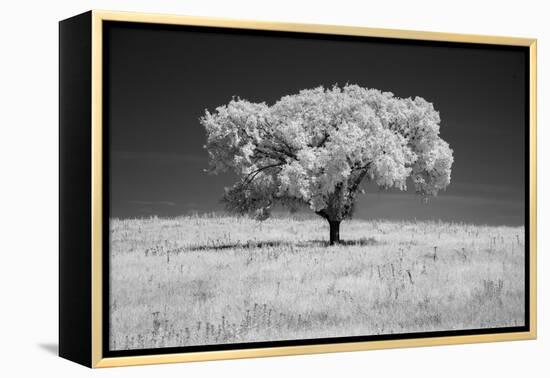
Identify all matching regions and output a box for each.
[242,163,284,186]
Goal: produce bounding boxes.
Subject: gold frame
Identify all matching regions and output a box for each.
[89,9,537,368]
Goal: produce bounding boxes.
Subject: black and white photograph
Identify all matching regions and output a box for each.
[104,21,529,352]
[4,0,549,375]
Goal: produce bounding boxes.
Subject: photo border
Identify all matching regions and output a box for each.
[89,9,537,368]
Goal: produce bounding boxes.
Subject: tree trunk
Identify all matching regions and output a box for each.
[329,220,341,245]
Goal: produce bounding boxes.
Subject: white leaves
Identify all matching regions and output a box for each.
[200,84,454,219]
[200,99,270,174]
[412,139,454,196]
[372,154,411,190]
[278,162,310,199]
[370,128,414,190]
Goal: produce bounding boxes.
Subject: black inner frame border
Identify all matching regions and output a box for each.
[101,20,531,358]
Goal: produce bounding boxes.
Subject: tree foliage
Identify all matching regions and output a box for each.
[200,84,454,223]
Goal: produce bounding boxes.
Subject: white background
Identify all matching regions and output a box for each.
[0,0,547,376]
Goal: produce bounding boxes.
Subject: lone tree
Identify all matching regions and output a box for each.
[200,85,453,245]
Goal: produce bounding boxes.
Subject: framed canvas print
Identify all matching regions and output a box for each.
[59,10,537,368]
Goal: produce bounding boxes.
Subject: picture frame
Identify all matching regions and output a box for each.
[59,10,537,368]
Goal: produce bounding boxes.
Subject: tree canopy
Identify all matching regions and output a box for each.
[200,84,453,241]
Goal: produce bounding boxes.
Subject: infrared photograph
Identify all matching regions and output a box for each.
[104,22,528,352]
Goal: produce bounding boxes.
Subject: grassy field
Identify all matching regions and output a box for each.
[109,215,525,351]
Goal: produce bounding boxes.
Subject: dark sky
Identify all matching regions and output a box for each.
[106,22,527,226]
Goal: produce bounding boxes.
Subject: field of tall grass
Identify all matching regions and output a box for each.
[109,215,525,350]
